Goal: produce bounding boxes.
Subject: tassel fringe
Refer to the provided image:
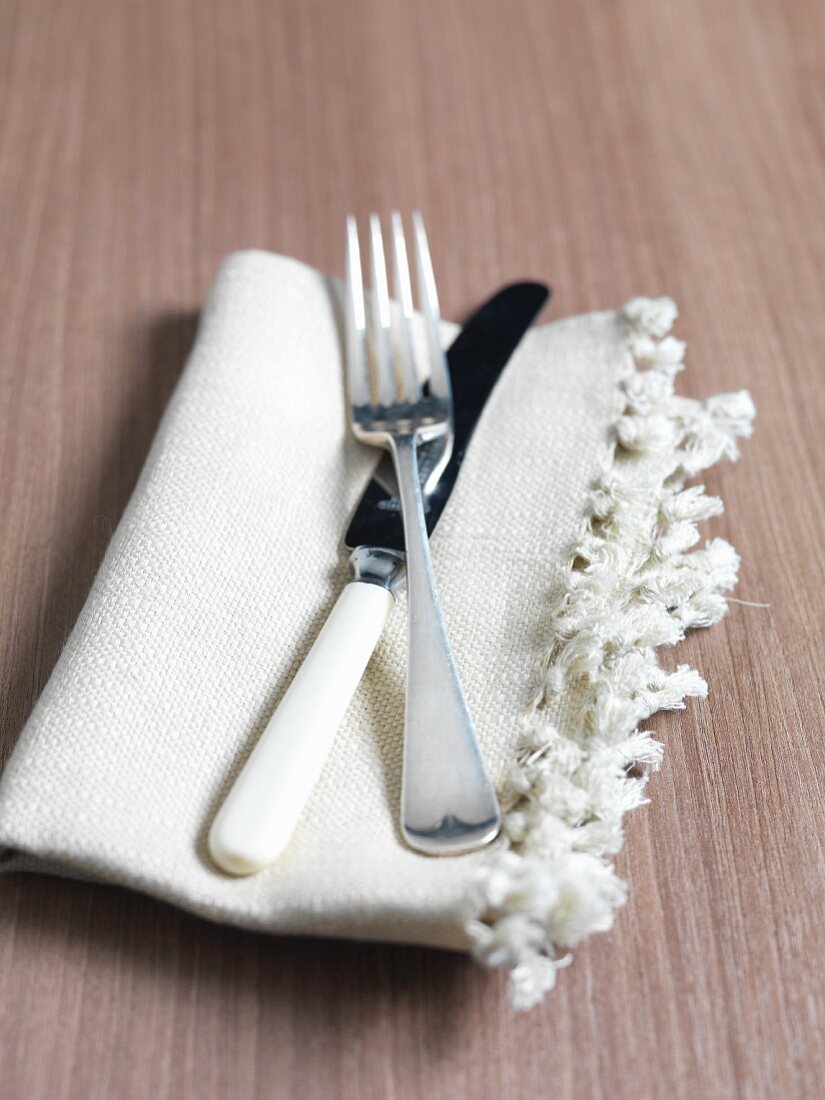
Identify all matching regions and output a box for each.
[466,297,755,1010]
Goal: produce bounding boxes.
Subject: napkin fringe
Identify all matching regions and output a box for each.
[465,297,755,1010]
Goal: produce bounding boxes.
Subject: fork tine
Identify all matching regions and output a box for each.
[390,211,421,401]
[411,210,449,399]
[369,214,396,406]
[345,216,369,407]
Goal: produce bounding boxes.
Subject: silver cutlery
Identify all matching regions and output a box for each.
[208,235,548,874]
[346,211,500,855]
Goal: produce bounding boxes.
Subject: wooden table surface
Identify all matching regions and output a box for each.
[1,0,823,1096]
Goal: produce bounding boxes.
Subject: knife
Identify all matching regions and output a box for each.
[208,281,550,874]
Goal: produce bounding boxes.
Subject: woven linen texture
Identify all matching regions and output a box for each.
[0,251,623,949]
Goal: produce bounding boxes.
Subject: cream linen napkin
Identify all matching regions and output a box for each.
[0,251,754,1008]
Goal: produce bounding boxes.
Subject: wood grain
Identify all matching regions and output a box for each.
[1,0,823,1096]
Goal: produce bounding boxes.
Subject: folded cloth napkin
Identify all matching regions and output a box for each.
[0,251,754,1008]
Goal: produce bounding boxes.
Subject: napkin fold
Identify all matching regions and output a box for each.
[0,251,753,1008]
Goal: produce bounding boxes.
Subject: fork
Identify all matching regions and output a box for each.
[346,211,501,855]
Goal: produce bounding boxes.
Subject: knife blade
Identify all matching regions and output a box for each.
[346,280,550,552]
[208,281,550,875]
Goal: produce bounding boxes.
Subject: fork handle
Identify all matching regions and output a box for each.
[390,435,501,855]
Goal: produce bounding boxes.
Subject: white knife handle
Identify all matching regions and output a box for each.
[208,580,394,875]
